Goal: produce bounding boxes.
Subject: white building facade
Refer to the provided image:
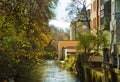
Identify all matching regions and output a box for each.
[110,0,120,68]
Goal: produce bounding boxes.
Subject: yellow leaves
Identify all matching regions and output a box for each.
[0,16,5,26]
[0,0,58,79]
[38,32,51,49]
[32,22,37,27]
[76,21,82,27]
[40,33,49,43]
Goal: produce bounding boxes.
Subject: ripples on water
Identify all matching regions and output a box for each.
[41,60,80,82]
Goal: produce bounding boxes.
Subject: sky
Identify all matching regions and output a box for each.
[49,0,91,31]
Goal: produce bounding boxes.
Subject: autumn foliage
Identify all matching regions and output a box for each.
[0,0,57,81]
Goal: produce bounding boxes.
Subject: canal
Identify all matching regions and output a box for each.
[40,60,81,82]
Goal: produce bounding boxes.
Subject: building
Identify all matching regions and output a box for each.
[91,0,111,33]
[77,9,90,34]
[100,0,111,30]
[63,46,77,60]
[91,0,100,34]
[70,22,76,40]
[110,0,120,69]
[58,41,78,60]
[70,9,90,40]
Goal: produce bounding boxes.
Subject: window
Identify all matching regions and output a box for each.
[100,10,104,17]
[101,0,104,5]
[116,0,120,12]
[100,17,104,25]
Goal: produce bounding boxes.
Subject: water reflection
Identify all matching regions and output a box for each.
[41,60,80,82]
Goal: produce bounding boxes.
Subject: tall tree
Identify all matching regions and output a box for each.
[0,0,57,81]
[66,0,91,30]
[77,33,96,54]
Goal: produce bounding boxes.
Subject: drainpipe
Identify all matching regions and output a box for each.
[96,0,99,35]
[103,48,109,82]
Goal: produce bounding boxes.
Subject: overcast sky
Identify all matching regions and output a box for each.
[49,0,91,31]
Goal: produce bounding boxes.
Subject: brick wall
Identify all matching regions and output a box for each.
[91,0,100,34]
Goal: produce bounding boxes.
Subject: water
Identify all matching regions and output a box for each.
[41,60,80,82]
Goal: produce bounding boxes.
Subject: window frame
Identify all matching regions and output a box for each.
[115,0,120,13]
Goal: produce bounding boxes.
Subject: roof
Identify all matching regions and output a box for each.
[88,56,103,62]
[64,46,77,49]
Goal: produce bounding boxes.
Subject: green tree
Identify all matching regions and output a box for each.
[77,33,96,54]
[77,32,110,64]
